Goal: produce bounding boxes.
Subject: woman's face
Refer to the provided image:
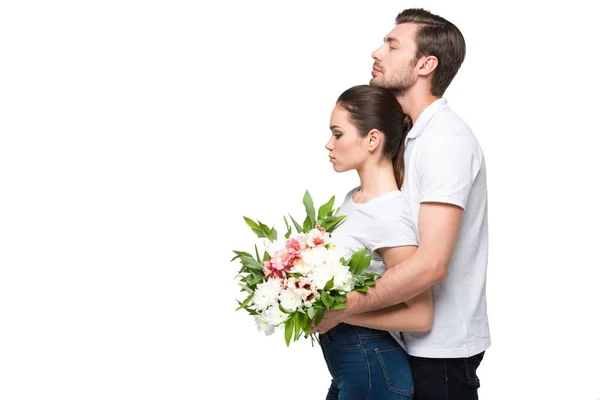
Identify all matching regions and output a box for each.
[325,105,370,173]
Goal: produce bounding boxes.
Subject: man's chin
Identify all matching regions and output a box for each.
[369,76,383,87]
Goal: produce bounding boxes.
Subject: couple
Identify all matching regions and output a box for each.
[313,8,490,400]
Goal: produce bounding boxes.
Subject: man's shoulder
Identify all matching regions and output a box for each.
[423,108,482,151]
[428,107,473,136]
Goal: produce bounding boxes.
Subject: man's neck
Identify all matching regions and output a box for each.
[397,89,440,123]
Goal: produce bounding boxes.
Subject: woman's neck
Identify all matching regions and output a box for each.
[354,159,398,203]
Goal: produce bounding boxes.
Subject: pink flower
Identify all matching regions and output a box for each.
[306,228,328,248]
[263,260,287,279]
[262,260,274,277]
[263,248,302,279]
[286,238,307,251]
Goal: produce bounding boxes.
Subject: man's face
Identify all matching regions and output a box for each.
[370,23,421,95]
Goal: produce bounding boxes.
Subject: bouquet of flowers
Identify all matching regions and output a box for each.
[233,191,379,346]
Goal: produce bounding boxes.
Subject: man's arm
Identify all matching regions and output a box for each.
[314,202,463,333]
[346,202,462,314]
[343,287,433,332]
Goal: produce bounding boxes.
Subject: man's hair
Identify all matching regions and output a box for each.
[396,8,466,96]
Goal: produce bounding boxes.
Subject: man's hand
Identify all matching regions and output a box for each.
[311,309,346,334]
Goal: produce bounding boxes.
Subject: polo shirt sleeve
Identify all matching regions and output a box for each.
[416,130,483,209]
[368,197,419,252]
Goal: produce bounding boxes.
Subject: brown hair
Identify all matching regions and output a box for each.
[396,8,466,96]
[336,85,412,189]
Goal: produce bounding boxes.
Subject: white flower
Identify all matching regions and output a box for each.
[278,287,303,312]
[305,228,331,248]
[331,264,354,292]
[287,276,319,305]
[263,238,286,257]
[254,313,275,336]
[264,305,289,326]
[289,260,313,275]
[252,278,282,311]
[300,246,330,267]
[309,257,353,291]
[309,263,335,290]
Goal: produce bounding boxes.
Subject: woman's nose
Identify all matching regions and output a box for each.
[325,138,334,151]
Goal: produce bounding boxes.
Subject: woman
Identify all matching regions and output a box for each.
[319,85,433,399]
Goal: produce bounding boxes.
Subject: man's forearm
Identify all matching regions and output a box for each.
[345,250,442,316]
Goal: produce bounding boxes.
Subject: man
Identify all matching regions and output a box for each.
[315,8,490,399]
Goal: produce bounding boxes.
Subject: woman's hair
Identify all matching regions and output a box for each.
[336,85,412,189]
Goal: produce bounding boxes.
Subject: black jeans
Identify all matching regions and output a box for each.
[409,352,484,400]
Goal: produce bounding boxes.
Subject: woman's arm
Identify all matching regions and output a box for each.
[342,245,434,332]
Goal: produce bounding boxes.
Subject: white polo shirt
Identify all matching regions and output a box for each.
[399,98,491,358]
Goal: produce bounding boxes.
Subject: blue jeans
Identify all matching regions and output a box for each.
[319,323,414,400]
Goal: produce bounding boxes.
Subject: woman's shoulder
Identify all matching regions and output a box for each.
[344,186,360,201]
[376,191,413,218]
[348,189,413,222]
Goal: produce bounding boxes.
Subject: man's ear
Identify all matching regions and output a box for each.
[417,55,438,77]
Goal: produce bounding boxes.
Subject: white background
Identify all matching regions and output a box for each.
[1,1,599,399]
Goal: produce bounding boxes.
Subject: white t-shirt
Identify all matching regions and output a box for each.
[400,98,491,358]
[331,187,418,349]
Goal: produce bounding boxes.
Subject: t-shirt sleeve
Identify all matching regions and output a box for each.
[367,198,419,252]
[416,130,483,209]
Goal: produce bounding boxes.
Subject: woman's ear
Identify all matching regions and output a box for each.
[366,129,383,152]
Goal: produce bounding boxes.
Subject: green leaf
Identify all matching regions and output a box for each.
[307,307,315,320]
[231,250,253,262]
[365,280,376,287]
[303,190,316,225]
[284,317,294,347]
[283,216,292,239]
[288,214,303,233]
[294,313,303,341]
[303,313,312,337]
[332,303,347,310]
[354,253,372,275]
[244,217,268,238]
[238,284,251,293]
[243,258,264,271]
[254,244,261,263]
[250,271,263,280]
[267,227,278,241]
[263,251,271,262]
[320,215,346,232]
[348,248,371,275]
[323,277,335,292]
[248,275,265,286]
[314,308,326,327]
[235,292,254,311]
[321,291,332,308]
[355,286,369,293]
[318,195,335,220]
[257,220,272,236]
[335,295,346,303]
[303,215,312,233]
